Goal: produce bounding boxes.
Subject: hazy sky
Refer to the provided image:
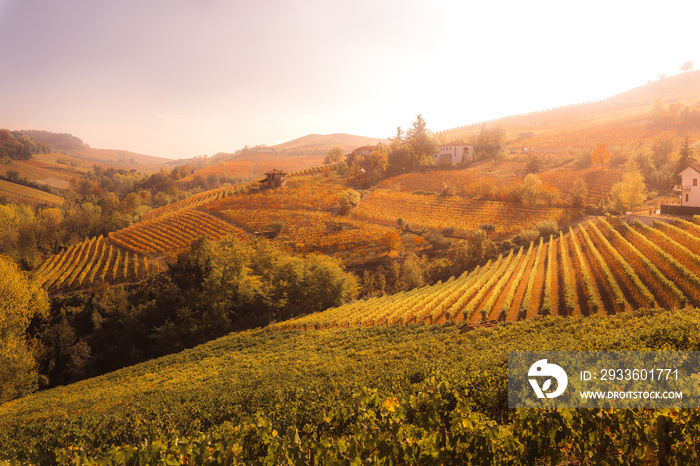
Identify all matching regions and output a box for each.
[1,0,698,159]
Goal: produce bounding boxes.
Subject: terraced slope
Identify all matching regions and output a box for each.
[277,217,700,330]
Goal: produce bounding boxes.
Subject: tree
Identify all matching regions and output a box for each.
[5,170,19,182]
[324,147,344,165]
[338,189,361,215]
[0,254,49,403]
[525,154,543,174]
[569,178,589,208]
[538,183,560,206]
[652,134,674,167]
[631,145,656,180]
[474,123,506,160]
[452,229,494,274]
[365,143,389,184]
[387,126,410,176]
[682,61,694,72]
[676,135,696,175]
[381,231,402,254]
[405,114,438,172]
[336,160,349,178]
[610,160,648,212]
[651,97,669,125]
[520,173,543,207]
[591,143,611,169]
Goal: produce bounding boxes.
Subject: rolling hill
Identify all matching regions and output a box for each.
[2,307,700,463]
[7,72,700,464]
[0,179,64,206]
[176,133,386,181]
[437,69,700,154]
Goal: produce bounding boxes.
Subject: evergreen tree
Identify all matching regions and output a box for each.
[676,135,696,177]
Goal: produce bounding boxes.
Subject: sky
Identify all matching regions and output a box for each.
[1,0,699,159]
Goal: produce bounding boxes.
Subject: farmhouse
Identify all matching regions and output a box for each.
[258,169,288,189]
[675,166,700,207]
[433,143,474,165]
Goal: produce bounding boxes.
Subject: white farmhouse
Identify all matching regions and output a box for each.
[676,166,700,207]
[433,143,474,165]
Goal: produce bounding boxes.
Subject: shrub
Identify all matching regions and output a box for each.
[440,183,456,197]
[533,220,557,237]
[423,231,451,250]
[441,226,456,237]
[338,189,361,215]
[521,229,540,244]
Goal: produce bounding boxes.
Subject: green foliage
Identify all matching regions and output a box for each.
[7,308,700,463]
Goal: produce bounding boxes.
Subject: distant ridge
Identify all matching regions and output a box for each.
[436,69,700,139]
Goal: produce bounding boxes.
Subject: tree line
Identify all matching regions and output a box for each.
[0,130,50,160]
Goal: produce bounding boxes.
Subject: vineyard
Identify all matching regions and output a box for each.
[540,167,622,204]
[277,217,700,330]
[377,169,508,195]
[351,189,574,238]
[208,177,345,213]
[141,182,255,222]
[220,207,396,260]
[32,171,355,292]
[35,236,158,293]
[109,209,246,255]
[0,180,64,206]
[0,160,77,189]
[5,307,700,463]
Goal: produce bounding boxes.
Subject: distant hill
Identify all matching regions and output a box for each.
[17,130,173,171]
[0,130,51,160]
[19,130,87,152]
[271,133,387,156]
[437,70,700,153]
[178,133,386,181]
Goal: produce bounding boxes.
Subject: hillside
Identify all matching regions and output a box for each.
[35,165,584,295]
[19,130,172,170]
[2,308,700,462]
[437,69,700,154]
[177,133,386,181]
[0,179,64,206]
[279,216,700,329]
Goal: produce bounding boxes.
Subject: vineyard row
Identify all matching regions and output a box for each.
[276,217,700,330]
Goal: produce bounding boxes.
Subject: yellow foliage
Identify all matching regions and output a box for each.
[0,254,49,404]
